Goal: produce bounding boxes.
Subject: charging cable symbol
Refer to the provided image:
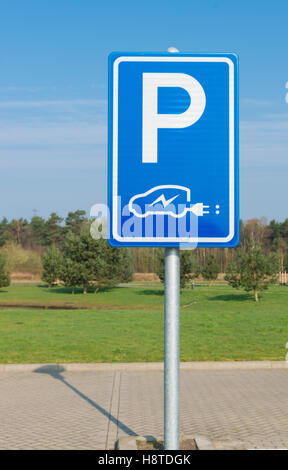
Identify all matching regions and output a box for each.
[128,185,211,218]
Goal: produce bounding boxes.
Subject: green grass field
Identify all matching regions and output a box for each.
[0,284,287,363]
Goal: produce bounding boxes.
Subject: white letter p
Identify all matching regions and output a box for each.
[142,73,206,163]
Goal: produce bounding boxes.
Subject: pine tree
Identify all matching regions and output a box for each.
[41,245,63,287]
[60,258,83,294]
[201,254,220,286]
[225,241,279,301]
[100,243,134,287]
[0,253,10,288]
[60,229,134,293]
[154,249,199,289]
[43,213,64,246]
[65,210,87,235]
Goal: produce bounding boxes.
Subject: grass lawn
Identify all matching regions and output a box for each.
[0,284,287,362]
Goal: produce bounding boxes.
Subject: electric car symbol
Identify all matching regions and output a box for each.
[128,185,210,218]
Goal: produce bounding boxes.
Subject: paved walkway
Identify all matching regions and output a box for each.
[1,365,288,449]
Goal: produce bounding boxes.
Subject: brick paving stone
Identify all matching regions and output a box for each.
[0,367,288,449]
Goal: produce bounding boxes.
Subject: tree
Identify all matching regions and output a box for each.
[60,258,84,294]
[9,218,28,245]
[201,254,220,286]
[1,241,42,276]
[0,253,10,288]
[65,210,88,235]
[119,249,134,283]
[225,241,279,301]
[42,246,63,287]
[101,243,134,287]
[43,213,64,246]
[62,231,105,293]
[30,216,46,245]
[61,229,134,293]
[0,218,12,247]
[271,237,288,285]
[155,249,199,289]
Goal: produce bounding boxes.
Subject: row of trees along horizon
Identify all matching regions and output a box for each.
[0,210,286,301]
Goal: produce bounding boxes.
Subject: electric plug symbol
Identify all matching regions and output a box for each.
[190,203,210,217]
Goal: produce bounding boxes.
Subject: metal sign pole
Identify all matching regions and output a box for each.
[164,246,180,450]
[164,46,181,451]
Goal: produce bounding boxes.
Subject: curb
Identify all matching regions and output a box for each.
[0,361,287,373]
[116,435,215,450]
[116,435,252,450]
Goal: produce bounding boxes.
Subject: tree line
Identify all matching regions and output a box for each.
[0,211,285,300]
[0,210,89,250]
[0,212,287,271]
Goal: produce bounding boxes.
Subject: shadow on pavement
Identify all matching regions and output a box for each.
[34,365,137,437]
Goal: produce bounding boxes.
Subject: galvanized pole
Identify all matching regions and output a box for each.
[164,46,181,451]
[164,247,180,449]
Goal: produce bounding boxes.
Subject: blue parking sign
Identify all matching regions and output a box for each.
[108,52,239,247]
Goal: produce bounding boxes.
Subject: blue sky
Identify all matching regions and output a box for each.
[0,0,287,222]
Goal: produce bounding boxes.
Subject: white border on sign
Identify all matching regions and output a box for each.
[112,56,235,243]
